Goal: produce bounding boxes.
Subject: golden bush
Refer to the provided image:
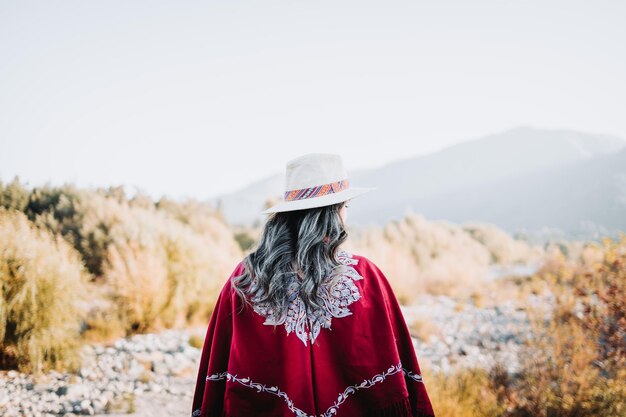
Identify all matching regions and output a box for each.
[0,208,89,373]
[508,234,626,417]
[424,365,507,417]
[422,234,625,417]
[89,193,242,334]
[346,212,505,303]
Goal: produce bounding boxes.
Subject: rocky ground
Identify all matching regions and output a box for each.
[0,330,203,417]
[401,293,553,375]
[0,293,554,417]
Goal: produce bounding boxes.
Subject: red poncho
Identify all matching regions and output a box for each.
[191,250,435,417]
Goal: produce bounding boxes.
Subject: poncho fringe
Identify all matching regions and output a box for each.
[367,396,412,416]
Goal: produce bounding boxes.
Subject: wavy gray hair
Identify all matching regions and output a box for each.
[231,201,348,319]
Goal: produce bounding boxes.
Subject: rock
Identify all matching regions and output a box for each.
[79,399,94,415]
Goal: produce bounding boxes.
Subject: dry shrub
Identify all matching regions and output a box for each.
[463,221,542,265]
[79,291,126,343]
[421,235,625,417]
[155,196,226,236]
[344,226,420,304]
[188,334,204,349]
[0,176,29,212]
[3,182,243,339]
[0,208,89,373]
[408,317,440,343]
[233,230,258,252]
[423,365,506,417]
[96,194,242,334]
[346,212,499,303]
[469,291,485,308]
[479,278,524,309]
[506,234,626,417]
[106,238,170,333]
[158,216,235,327]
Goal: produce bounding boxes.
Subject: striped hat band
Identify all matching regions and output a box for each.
[284,179,349,201]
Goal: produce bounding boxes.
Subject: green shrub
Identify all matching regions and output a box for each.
[234,231,256,252]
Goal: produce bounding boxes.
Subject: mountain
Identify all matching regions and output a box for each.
[407,146,626,238]
[208,126,626,237]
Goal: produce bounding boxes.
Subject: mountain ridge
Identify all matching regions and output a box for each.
[208,126,626,238]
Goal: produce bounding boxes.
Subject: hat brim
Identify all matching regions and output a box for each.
[260,186,376,214]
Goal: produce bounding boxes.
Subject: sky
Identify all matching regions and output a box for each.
[1,0,625,200]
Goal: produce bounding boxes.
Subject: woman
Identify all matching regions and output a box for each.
[191,153,435,417]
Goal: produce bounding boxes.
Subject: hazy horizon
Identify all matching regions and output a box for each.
[2,1,625,201]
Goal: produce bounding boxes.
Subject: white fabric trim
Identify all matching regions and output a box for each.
[201,361,424,417]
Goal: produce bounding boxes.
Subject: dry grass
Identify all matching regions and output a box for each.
[77,191,244,335]
[0,181,243,372]
[80,298,126,343]
[408,317,440,343]
[188,334,204,349]
[423,364,507,417]
[345,212,541,304]
[504,235,626,417]
[423,234,626,417]
[469,291,485,308]
[0,208,89,374]
[462,221,543,265]
[101,198,242,333]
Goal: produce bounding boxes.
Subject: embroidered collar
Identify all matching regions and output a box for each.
[251,249,363,346]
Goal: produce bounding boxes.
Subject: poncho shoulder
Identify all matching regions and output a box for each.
[191,250,435,417]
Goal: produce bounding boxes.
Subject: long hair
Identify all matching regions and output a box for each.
[231,201,348,319]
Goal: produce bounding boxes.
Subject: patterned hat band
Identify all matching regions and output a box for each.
[284,179,349,201]
[261,153,375,214]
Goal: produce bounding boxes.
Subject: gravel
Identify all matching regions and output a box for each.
[0,294,554,416]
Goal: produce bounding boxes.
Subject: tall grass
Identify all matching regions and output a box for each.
[0,208,89,374]
[104,204,239,332]
[423,364,509,417]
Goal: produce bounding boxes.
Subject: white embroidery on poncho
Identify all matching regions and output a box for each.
[203,362,424,417]
[251,249,363,346]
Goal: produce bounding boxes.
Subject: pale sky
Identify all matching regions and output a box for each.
[1,0,624,200]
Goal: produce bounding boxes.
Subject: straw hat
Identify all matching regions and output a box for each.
[261,153,376,214]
